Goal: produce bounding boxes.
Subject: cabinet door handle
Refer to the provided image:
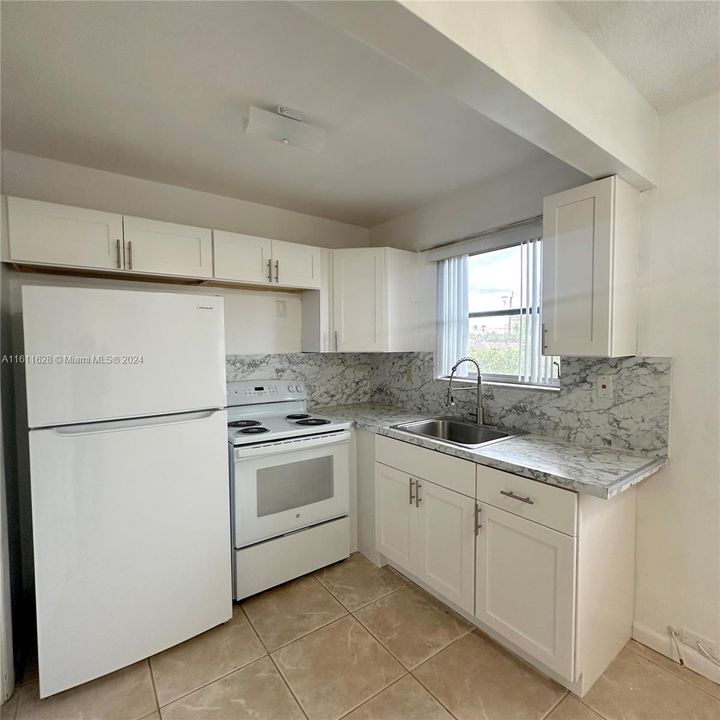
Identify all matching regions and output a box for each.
[500,490,534,505]
[542,323,548,353]
[274,259,279,283]
[409,478,415,505]
[127,240,133,270]
[267,259,273,282]
[415,481,422,507]
[116,239,122,269]
[474,504,482,535]
[334,330,339,352]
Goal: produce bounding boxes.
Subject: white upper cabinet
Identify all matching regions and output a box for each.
[212,231,321,289]
[332,247,419,352]
[542,176,640,357]
[272,239,322,289]
[5,197,124,271]
[123,217,213,279]
[213,231,273,284]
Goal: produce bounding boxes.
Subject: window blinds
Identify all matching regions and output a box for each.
[518,238,554,385]
[436,254,468,378]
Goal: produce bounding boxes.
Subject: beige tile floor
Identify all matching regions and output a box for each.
[3,554,719,720]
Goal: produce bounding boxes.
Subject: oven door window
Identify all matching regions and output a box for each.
[257,456,334,517]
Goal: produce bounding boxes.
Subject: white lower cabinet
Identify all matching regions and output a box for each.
[417,480,476,614]
[375,463,416,570]
[373,436,636,696]
[375,460,475,615]
[475,502,576,677]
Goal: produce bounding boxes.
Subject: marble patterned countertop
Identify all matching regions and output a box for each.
[313,402,667,499]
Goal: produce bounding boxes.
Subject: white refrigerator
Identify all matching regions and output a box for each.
[22,285,232,698]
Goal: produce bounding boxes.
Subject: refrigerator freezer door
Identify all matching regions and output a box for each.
[22,285,226,427]
[29,409,231,697]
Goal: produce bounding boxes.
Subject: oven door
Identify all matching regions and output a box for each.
[232,431,350,548]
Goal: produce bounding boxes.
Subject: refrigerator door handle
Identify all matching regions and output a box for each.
[51,409,223,436]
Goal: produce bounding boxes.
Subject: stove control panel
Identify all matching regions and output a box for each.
[226,380,306,406]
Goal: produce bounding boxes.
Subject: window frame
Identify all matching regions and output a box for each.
[442,243,560,388]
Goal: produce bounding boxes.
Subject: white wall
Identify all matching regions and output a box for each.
[1,151,369,249]
[5,270,303,355]
[634,93,720,676]
[369,155,587,251]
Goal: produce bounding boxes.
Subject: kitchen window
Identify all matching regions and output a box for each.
[437,238,559,387]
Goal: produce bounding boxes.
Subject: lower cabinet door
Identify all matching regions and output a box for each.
[416,480,476,614]
[475,503,576,678]
[375,463,416,573]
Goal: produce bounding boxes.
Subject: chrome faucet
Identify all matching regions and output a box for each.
[447,356,484,425]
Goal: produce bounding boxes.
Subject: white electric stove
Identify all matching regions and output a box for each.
[227,380,351,600]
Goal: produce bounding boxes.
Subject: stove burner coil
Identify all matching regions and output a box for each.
[228,420,262,428]
[286,413,311,420]
[295,418,331,426]
[236,426,269,435]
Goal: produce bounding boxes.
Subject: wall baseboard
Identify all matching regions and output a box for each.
[632,621,720,685]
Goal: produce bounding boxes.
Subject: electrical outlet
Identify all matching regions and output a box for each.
[681,628,717,657]
[276,300,287,318]
[596,374,613,400]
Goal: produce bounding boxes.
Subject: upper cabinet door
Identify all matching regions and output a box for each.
[416,479,476,614]
[213,231,273,285]
[123,217,212,279]
[475,503,576,679]
[272,239,322,289]
[5,197,124,271]
[542,176,639,357]
[333,248,386,352]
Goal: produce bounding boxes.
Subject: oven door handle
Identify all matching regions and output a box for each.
[234,430,351,459]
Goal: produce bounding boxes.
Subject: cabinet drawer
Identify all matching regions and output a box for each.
[476,465,577,536]
[376,435,475,498]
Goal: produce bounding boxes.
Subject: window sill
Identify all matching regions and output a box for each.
[436,377,560,393]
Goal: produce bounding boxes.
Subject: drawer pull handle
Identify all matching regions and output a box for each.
[500,490,534,505]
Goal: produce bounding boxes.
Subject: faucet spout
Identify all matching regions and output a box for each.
[447,356,484,425]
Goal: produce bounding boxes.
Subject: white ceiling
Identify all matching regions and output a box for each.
[0,1,551,228]
[560,0,720,115]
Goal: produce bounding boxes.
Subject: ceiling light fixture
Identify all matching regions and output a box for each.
[244,105,326,152]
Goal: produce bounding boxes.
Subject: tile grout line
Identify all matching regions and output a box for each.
[151,609,270,711]
[334,672,411,720]
[624,641,720,701]
[267,653,310,720]
[537,691,569,720]
[350,602,473,674]
[146,658,162,716]
[408,666,461,720]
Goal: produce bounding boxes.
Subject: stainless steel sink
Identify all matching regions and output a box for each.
[391,417,518,449]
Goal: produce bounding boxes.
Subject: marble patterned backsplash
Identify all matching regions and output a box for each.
[226,353,378,407]
[373,353,671,455]
[226,352,671,455]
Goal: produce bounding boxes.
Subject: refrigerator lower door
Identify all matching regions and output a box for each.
[29,409,231,698]
[22,285,226,428]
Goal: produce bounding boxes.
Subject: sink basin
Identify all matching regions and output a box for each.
[391,417,517,449]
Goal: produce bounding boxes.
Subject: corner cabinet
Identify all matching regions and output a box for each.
[332,247,420,352]
[542,175,640,357]
[213,230,322,289]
